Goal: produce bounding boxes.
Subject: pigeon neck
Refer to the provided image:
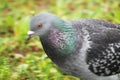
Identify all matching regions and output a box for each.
[41,18,77,57]
[51,18,77,55]
[53,18,74,33]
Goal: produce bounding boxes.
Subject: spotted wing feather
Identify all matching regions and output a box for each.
[86,28,120,76]
[70,19,120,76]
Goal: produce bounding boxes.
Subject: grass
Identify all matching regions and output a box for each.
[0,0,120,80]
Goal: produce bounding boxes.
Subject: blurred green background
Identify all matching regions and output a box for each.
[0,0,120,80]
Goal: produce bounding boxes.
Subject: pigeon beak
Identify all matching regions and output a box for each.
[26,31,35,41]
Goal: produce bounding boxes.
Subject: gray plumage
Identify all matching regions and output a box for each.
[27,12,120,80]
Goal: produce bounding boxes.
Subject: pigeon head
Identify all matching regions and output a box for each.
[27,12,57,40]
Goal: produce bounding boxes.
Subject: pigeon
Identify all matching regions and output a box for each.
[27,12,120,80]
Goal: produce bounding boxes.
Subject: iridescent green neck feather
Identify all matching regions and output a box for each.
[52,18,76,55]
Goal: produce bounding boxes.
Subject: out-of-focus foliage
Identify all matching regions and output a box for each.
[0,0,120,80]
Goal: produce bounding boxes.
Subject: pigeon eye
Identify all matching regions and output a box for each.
[37,23,43,28]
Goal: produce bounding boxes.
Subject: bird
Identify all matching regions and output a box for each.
[27,12,120,80]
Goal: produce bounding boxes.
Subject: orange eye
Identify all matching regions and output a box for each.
[37,23,43,28]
